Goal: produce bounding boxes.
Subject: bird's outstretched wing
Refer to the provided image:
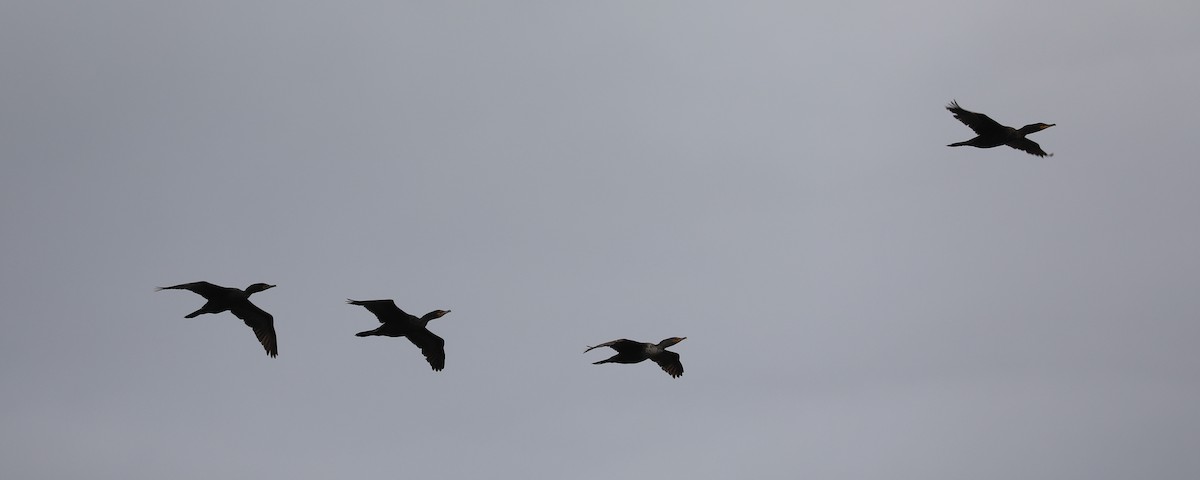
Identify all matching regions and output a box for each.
[347,299,417,323]
[1007,138,1052,157]
[584,339,639,353]
[406,328,446,371]
[947,101,1004,136]
[157,281,224,298]
[651,350,684,378]
[231,302,278,358]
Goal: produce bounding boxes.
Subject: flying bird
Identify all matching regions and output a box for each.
[157,281,278,357]
[585,337,686,378]
[348,299,450,371]
[946,100,1055,157]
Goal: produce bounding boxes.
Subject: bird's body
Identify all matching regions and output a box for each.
[157,281,278,357]
[585,337,686,378]
[946,100,1055,157]
[348,299,449,371]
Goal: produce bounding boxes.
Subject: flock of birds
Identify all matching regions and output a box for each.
[156,101,1055,379]
[157,281,688,377]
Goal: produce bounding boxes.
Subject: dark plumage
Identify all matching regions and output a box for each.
[946,100,1055,157]
[585,337,686,378]
[157,281,278,357]
[348,299,450,371]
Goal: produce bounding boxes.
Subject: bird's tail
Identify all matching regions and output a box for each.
[592,359,611,365]
[947,141,969,147]
[355,330,376,337]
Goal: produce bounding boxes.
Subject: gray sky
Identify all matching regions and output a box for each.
[3,1,1199,478]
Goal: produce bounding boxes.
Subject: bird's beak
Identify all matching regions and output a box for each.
[267,284,277,289]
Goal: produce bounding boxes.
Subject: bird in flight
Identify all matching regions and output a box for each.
[585,337,686,378]
[946,100,1055,157]
[347,299,450,371]
[157,281,278,357]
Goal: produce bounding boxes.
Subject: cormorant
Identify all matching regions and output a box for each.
[946,100,1055,157]
[157,281,278,357]
[347,299,450,371]
[585,337,686,378]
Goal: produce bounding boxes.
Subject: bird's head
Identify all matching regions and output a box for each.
[660,337,687,348]
[423,309,451,321]
[246,283,276,294]
[1020,122,1055,134]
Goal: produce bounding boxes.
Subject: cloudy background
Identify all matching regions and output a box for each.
[3,1,1199,478]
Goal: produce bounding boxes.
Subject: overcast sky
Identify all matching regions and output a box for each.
[3,1,1199,479]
